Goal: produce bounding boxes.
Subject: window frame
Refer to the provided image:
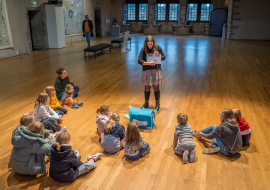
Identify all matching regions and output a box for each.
[156,3,180,22]
[126,3,148,22]
[186,3,213,22]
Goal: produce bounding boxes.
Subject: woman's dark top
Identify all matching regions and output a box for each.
[138,44,166,71]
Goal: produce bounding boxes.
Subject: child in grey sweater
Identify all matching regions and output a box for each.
[171,113,196,164]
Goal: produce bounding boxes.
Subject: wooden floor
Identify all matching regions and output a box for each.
[1,34,270,190]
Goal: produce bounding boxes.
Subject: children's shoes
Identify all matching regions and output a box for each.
[71,103,79,108]
[75,149,81,159]
[87,153,102,162]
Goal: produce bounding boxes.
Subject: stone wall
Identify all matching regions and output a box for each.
[227,0,270,40]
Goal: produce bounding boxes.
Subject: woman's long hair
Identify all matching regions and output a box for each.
[144,35,156,54]
[221,108,237,125]
[125,121,142,146]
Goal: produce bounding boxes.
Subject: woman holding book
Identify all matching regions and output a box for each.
[137,35,166,111]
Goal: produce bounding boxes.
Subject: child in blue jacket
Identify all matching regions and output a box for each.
[49,132,102,183]
[101,112,125,153]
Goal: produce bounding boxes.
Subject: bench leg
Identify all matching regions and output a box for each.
[95,52,96,59]
[84,52,86,59]
[110,46,111,53]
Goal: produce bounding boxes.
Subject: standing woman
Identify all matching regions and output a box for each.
[138,35,166,111]
[55,68,80,100]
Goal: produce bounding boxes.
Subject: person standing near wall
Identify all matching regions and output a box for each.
[82,15,93,48]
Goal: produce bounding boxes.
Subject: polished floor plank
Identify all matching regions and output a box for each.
[1,35,270,190]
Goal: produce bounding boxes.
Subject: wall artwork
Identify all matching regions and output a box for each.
[0,0,13,49]
[63,0,85,35]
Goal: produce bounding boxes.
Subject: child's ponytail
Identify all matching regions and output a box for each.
[54,142,61,151]
[97,105,110,114]
[54,132,71,151]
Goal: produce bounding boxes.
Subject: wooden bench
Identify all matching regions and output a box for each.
[84,43,111,59]
[111,37,131,49]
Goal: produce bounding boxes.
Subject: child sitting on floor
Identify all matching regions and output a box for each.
[49,132,102,183]
[10,120,55,175]
[123,121,150,159]
[33,93,63,124]
[171,113,196,164]
[61,84,83,108]
[101,112,125,153]
[233,108,251,146]
[45,86,68,116]
[96,105,111,138]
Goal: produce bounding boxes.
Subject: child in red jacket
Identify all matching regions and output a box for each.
[233,109,251,146]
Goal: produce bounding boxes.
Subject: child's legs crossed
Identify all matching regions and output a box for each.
[57,107,68,114]
[242,133,251,146]
[42,117,58,124]
[78,160,97,176]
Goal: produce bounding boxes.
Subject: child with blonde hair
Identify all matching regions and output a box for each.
[123,121,150,159]
[10,120,55,175]
[45,86,68,116]
[101,112,125,153]
[49,132,102,182]
[61,84,83,108]
[171,113,196,164]
[233,108,251,146]
[96,105,111,137]
[33,93,63,124]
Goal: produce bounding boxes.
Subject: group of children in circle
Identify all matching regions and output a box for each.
[9,67,251,183]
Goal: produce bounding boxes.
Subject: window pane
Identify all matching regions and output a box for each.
[139,4,148,20]
[157,4,166,20]
[127,4,136,20]
[169,4,179,21]
[186,4,197,21]
[200,4,213,21]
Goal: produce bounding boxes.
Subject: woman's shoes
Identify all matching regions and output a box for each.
[155,101,160,111]
[142,100,149,108]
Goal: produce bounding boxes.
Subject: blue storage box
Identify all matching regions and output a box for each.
[129,106,156,129]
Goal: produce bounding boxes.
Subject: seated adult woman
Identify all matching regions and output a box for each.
[194,108,243,155]
[10,121,55,175]
[55,68,80,100]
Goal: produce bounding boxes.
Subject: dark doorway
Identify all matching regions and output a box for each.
[95,9,102,36]
[28,10,44,51]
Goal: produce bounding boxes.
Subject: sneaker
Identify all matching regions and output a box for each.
[59,115,63,118]
[142,147,151,157]
[77,103,83,107]
[71,103,79,108]
[183,150,189,164]
[202,147,220,154]
[75,149,81,159]
[189,149,196,163]
[87,153,102,161]
[60,126,67,132]
[192,130,202,139]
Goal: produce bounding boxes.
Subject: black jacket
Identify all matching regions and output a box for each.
[49,145,83,183]
[138,44,166,71]
[82,20,94,37]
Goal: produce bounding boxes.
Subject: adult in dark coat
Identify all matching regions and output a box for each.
[82,15,93,48]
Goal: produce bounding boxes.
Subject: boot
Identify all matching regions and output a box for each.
[142,91,150,108]
[154,90,160,111]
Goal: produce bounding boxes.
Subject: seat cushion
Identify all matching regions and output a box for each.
[111,37,131,43]
[84,43,111,52]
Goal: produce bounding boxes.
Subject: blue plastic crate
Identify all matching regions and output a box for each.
[129,106,156,129]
